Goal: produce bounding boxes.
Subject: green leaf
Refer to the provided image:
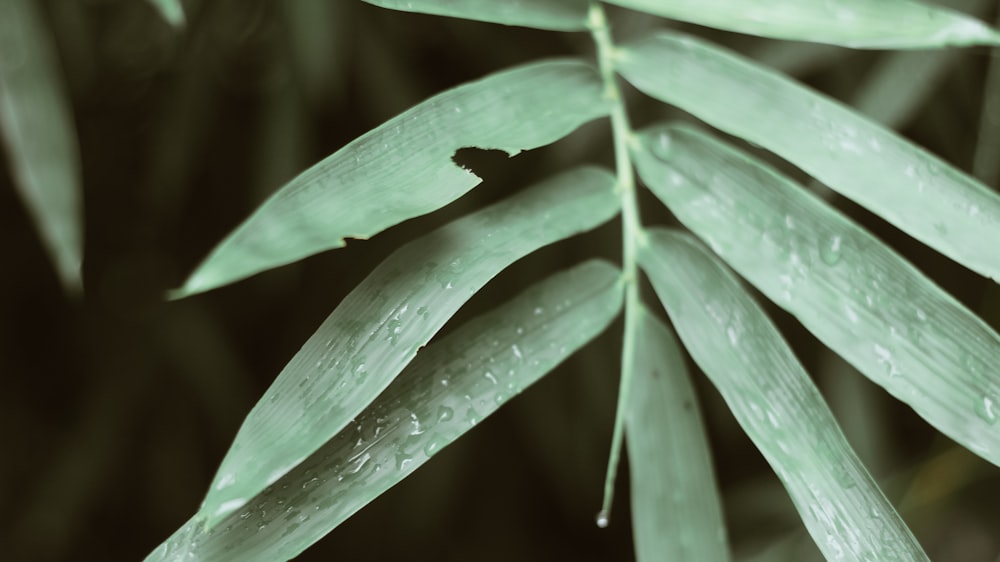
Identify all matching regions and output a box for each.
[196,166,619,528]
[639,229,929,562]
[617,31,1000,282]
[146,0,186,27]
[633,124,1000,466]
[603,0,1000,48]
[627,307,729,562]
[0,0,83,292]
[362,0,589,30]
[174,59,610,297]
[147,259,624,561]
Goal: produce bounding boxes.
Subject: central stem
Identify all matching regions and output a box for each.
[588,1,645,527]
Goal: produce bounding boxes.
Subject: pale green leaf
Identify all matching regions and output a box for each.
[639,229,929,562]
[603,0,999,48]
[618,32,1000,282]
[174,59,610,297]
[196,166,619,528]
[0,0,83,291]
[146,0,185,27]
[147,259,624,562]
[362,0,589,30]
[627,308,729,562]
[633,124,1000,465]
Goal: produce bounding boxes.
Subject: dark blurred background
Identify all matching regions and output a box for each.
[1,1,999,560]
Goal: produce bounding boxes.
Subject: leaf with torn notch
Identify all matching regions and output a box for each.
[173,59,610,297]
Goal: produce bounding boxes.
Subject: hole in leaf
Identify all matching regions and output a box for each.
[451,147,511,178]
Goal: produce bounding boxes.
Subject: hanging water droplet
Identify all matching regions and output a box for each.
[975,396,997,425]
[819,235,843,266]
[595,510,610,528]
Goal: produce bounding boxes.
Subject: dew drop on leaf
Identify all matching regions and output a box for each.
[595,510,610,528]
[819,234,843,266]
[975,396,997,425]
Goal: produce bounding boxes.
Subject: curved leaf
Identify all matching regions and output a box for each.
[0,0,83,292]
[196,166,619,527]
[174,59,610,297]
[639,229,929,562]
[362,0,589,30]
[603,0,999,48]
[147,259,624,561]
[633,124,1000,466]
[627,308,729,562]
[617,32,1000,282]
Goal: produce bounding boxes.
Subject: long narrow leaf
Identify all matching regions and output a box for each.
[174,59,610,297]
[0,0,83,291]
[639,229,929,562]
[603,0,999,48]
[633,124,1000,466]
[617,32,1000,282]
[146,0,185,27]
[362,0,588,30]
[627,308,729,562]
[196,166,619,527]
[148,259,624,561]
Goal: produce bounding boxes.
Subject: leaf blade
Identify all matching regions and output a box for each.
[362,0,589,30]
[603,0,1000,48]
[633,124,1000,466]
[639,229,929,562]
[175,59,610,297]
[0,0,83,292]
[627,308,730,562]
[148,259,624,561]
[197,166,620,526]
[617,31,1000,282]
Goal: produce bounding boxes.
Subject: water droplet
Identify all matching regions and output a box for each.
[533,306,544,315]
[595,510,610,528]
[424,436,443,457]
[464,406,480,426]
[820,235,843,266]
[395,452,414,471]
[515,326,525,335]
[975,396,997,425]
[437,405,453,422]
[873,344,900,377]
[484,371,498,385]
[511,344,524,360]
[417,306,429,319]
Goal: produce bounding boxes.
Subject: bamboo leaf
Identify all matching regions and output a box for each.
[639,229,929,562]
[633,124,1000,466]
[627,308,729,562]
[196,166,619,528]
[148,259,624,561]
[362,0,589,30]
[146,0,185,27]
[173,59,610,297]
[617,32,1000,282]
[603,0,1000,48]
[0,0,83,292]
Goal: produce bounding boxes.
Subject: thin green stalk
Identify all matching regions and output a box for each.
[588,1,646,527]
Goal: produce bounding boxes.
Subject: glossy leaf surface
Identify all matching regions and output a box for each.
[634,124,1000,466]
[618,32,1000,282]
[603,0,1000,47]
[175,59,610,296]
[362,0,589,30]
[0,0,83,291]
[639,229,929,562]
[197,166,619,527]
[148,259,624,561]
[627,308,729,562]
